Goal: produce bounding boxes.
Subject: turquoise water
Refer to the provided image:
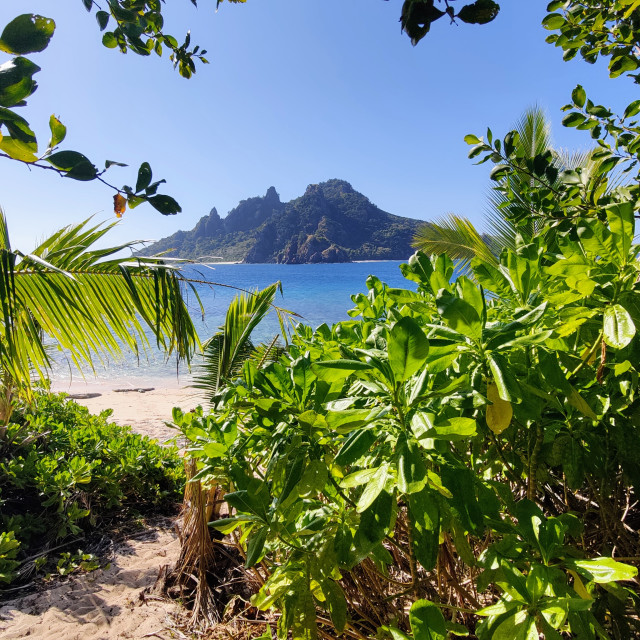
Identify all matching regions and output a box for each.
[52,260,416,384]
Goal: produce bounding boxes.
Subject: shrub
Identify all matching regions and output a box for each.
[0,392,184,585]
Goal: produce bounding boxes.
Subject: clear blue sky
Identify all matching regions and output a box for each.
[0,1,636,251]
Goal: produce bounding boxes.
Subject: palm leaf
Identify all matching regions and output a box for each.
[192,283,283,400]
[412,215,499,274]
[0,214,201,410]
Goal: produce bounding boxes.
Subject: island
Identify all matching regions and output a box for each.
[139,179,425,263]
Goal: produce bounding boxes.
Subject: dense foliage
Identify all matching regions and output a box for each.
[0,392,184,585]
[175,220,639,638]
[170,3,640,637]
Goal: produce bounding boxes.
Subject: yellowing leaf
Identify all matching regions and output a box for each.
[486,382,512,434]
[568,570,592,600]
[113,193,126,218]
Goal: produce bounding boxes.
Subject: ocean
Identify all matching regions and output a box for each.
[51,260,416,386]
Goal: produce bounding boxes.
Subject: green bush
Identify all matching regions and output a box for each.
[0,392,184,585]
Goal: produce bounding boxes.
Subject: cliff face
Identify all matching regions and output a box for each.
[142,180,423,263]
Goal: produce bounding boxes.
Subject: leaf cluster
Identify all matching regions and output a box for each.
[175,221,640,638]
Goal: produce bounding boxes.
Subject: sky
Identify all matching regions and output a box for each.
[0,1,637,251]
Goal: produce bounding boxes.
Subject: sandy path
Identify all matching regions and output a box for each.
[0,524,184,640]
[0,382,208,640]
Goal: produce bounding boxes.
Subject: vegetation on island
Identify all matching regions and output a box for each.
[142,180,423,264]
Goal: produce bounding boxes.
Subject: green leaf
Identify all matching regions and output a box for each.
[335,428,376,466]
[321,579,347,633]
[603,304,636,349]
[623,99,640,119]
[202,441,226,458]
[209,515,254,534]
[102,32,118,48]
[357,463,389,512]
[398,433,428,495]
[0,57,40,108]
[245,526,268,568]
[408,488,440,571]
[436,291,482,341]
[571,558,637,584]
[0,14,56,55]
[409,600,447,640]
[0,136,38,162]
[441,466,484,534]
[148,194,181,215]
[457,1,500,25]
[487,352,520,402]
[464,134,481,144]
[96,11,110,31]
[542,13,566,29]
[572,85,586,108]
[46,150,98,181]
[48,114,66,148]
[562,112,585,128]
[387,316,429,382]
[136,162,152,192]
[311,359,372,382]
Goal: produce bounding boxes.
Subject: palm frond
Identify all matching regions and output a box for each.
[513,105,552,159]
[192,283,282,400]
[413,215,499,274]
[0,214,200,406]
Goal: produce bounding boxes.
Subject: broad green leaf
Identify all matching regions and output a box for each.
[0,136,37,162]
[202,441,226,458]
[326,407,384,433]
[492,610,538,640]
[572,84,586,108]
[387,316,429,382]
[487,352,520,402]
[441,466,484,533]
[409,488,440,571]
[398,433,428,494]
[603,304,636,349]
[605,202,634,262]
[354,490,395,552]
[311,359,372,382]
[298,459,327,497]
[432,417,476,440]
[571,557,638,583]
[0,14,55,55]
[321,579,347,633]
[46,150,98,181]
[409,600,447,640]
[136,161,152,192]
[245,526,268,567]
[341,466,381,489]
[356,464,389,512]
[0,57,40,108]
[148,194,181,215]
[209,515,255,534]
[436,291,482,341]
[335,428,376,466]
